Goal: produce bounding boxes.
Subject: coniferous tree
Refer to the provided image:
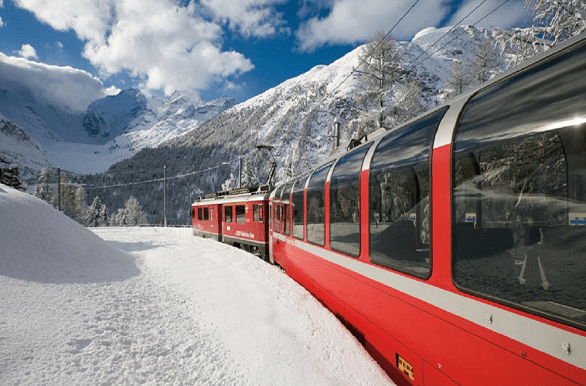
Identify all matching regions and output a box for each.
[0,157,26,191]
[35,168,53,202]
[86,196,109,227]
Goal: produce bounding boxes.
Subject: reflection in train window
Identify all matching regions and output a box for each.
[225,206,233,223]
[236,205,245,224]
[281,181,295,236]
[369,108,446,278]
[330,144,371,257]
[453,41,586,329]
[292,174,310,240]
[307,163,333,246]
[274,185,284,231]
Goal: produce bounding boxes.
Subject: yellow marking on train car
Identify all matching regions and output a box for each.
[397,354,415,381]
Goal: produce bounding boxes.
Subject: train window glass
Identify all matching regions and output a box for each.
[283,204,290,235]
[281,181,295,235]
[203,207,210,221]
[225,206,233,223]
[236,205,245,224]
[198,207,203,221]
[369,108,446,278]
[254,204,260,222]
[259,205,264,222]
[292,174,310,240]
[453,41,586,329]
[210,208,213,221]
[274,186,284,231]
[330,144,372,257]
[307,163,334,246]
[269,203,272,230]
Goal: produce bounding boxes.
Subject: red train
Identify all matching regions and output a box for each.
[193,33,586,385]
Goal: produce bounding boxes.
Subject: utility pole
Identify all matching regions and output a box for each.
[163,165,167,227]
[57,167,61,211]
[238,157,242,188]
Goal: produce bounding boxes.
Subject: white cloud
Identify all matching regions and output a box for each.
[296,0,449,52]
[0,17,4,28]
[446,0,530,31]
[295,0,531,52]
[201,0,290,38]
[12,0,255,95]
[16,44,38,60]
[0,53,116,111]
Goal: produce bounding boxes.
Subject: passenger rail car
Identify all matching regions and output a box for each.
[269,33,586,385]
[192,186,270,259]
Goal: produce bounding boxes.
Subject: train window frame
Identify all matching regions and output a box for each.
[253,204,260,222]
[225,205,233,223]
[329,143,372,258]
[451,40,586,331]
[203,207,210,222]
[306,162,334,246]
[292,174,311,240]
[236,205,245,224]
[368,108,447,279]
[198,207,203,221]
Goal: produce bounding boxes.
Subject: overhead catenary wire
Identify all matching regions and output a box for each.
[82,148,256,191]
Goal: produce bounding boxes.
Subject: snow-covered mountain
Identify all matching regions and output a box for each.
[0,75,235,175]
[167,25,504,184]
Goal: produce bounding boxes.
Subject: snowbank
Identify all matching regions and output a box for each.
[0,184,139,283]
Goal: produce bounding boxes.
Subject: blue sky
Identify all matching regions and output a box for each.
[0,0,532,107]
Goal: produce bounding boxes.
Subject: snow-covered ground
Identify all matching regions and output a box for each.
[0,184,393,385]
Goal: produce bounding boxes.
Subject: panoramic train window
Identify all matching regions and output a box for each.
[225,206,233,223]
[307,163,333,246]
[369,108,447,278]
[330,144,372,257]
[236,205,245,224]
[274,185,284,232]
[292,174,310,240]
[452,41,586,329]
[281,181,295,236]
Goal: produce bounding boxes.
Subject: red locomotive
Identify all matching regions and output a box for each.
[194,33,586,385]
[192,186,270,259]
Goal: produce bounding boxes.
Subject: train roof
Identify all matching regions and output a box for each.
[192,185,270,206]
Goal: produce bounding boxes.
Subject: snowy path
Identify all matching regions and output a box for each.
[0,183,392,386]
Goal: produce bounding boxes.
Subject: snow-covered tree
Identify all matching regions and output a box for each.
[445,61,475,99]
[356,31,403,127]
[123,196,148,226]
[471,40,499,84]
[0,157,26,191]
[496,0,586,66]
[221,173,237,191]
[392,77,424,126]
[86,196,109,227]
[34,168,53,202]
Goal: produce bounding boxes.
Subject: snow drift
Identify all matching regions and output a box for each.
[0,184,139,283]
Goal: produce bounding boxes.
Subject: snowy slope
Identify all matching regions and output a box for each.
[0,115,51,180]
[0,184,393,385]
